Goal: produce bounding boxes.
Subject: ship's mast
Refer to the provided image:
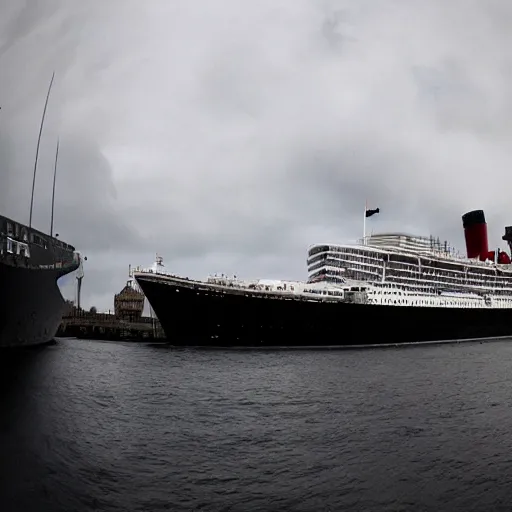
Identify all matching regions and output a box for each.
[29,71,55,229]
[152,253,164,272]
[50,138,59,237]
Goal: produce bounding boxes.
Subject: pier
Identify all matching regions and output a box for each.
[57,309,164,341]
[57,278,165,342]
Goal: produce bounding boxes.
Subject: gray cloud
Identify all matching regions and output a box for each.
[2,0,512,310]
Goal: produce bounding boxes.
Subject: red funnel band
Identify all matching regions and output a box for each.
[499,251,511,264]
[464,223,489,260]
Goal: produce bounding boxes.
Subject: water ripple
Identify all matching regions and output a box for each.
[2,339,512,511]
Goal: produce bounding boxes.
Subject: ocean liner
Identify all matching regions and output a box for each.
[0,214,82,347]
[133,209,512,347]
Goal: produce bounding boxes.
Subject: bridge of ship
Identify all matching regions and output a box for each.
[0,214,80,270]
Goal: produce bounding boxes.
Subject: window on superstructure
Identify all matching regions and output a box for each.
[6,222,13,236]
[19,243,30,258]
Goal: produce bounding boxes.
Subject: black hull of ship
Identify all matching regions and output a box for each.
[0,263,75,348]
[136,275,512,348]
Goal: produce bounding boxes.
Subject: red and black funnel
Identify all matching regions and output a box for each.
[462,210,489,261]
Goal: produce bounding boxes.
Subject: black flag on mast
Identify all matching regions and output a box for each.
[365,207,380,218]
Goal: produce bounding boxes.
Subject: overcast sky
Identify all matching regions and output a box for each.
[1,0,512,311]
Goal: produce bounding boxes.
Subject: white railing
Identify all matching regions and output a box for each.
[132,265,168,275]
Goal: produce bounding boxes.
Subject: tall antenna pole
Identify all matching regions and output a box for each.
[363,199,367,245]
[76,259,84,310]
[50,138,59,237]
[29,71,55,229]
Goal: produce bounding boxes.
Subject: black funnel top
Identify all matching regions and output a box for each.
[462,210,486,229]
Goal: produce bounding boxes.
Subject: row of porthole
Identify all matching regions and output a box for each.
[322,259,502,284]
[372,298,483,307]
[323,263,506,285]
[184,287,512,307]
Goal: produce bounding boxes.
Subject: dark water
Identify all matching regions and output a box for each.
[2,338,512,511]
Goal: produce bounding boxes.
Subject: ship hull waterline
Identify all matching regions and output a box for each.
[0,263,75,348]
[136,274,512,348]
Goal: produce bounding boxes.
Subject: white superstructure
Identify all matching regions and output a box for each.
[306,233,512,308]
[132,222,512,309]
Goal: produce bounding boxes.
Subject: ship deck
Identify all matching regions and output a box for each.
[133,271,344,303]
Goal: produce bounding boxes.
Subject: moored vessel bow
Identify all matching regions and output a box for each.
[0,215,82,347]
